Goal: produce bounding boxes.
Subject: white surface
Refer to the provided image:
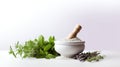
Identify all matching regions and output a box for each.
[0,0,120,51]
[0,50,120,67]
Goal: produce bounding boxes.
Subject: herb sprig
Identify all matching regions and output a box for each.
[9,35,60,59]
[72,51,104,62]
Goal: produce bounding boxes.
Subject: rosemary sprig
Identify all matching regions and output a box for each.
[72,51,104,62]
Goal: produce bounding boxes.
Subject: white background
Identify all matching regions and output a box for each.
[0,0,120,50]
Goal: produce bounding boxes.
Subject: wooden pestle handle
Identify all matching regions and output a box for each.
[66,24,82,39]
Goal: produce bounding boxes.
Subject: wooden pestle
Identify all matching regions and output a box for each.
[66,24,82,39]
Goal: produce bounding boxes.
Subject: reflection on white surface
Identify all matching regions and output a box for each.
[0,50,120,67]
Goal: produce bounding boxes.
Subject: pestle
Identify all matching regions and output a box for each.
[66,24,82,39]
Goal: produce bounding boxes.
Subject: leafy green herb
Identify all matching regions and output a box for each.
[9,35,60,59]
[72,51,104,62]
[9,46,16,58]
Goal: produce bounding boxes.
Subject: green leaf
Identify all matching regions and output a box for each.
[16,45,23,57]
[9,46,16,58]
[46,54,55,59]
[39,49,44,55]
[23,54,28,58]
[49,36,55,43]
[15,41,19,48]
[38,35,44,46]
[34,39,38,42]
[44,44,52,51]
